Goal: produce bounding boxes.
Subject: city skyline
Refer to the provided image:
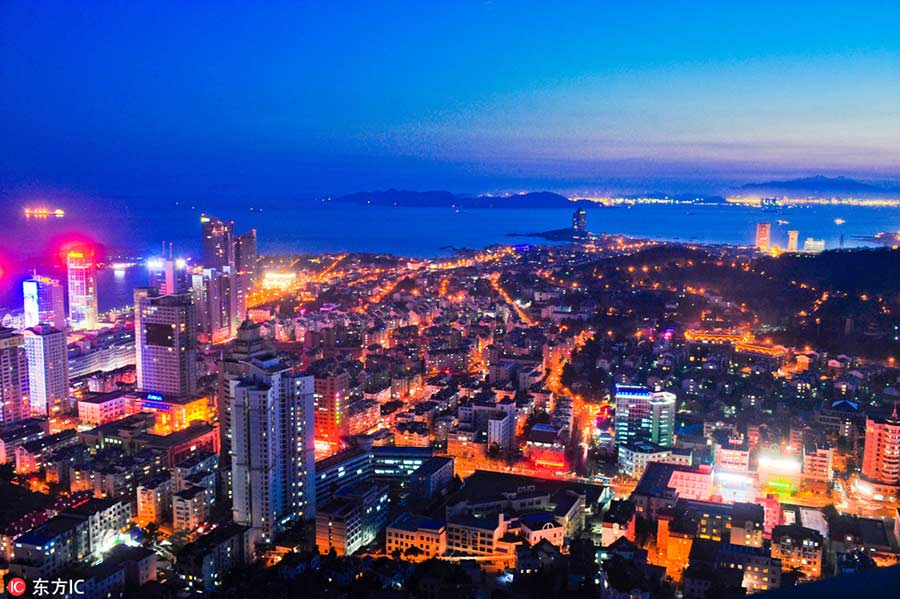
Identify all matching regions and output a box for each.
[1,202,899,597]
[3,4,900,598]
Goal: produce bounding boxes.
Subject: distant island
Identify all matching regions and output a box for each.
[508,228,587,242]
[325,176,900,211]
[739,175,900,197]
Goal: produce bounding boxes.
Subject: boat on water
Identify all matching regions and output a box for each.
[24,207,65,218]
[760,197,782,212]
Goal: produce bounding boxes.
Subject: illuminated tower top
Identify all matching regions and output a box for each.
[201,214,235,270]
[67,248,98,330]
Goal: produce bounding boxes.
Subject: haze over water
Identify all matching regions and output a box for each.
[2,197,897,313]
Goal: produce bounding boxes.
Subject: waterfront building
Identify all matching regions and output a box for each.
[22,274,66,330]
[67,248,99,329]
[803,238,826,253]
[572,208,587,233]
[787,230,799,252]
[755,222,771,251]
[147,255,190,295]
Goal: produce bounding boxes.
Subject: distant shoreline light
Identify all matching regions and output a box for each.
[568,196,900,207]
[24,207,65,218]
[725,197,900,207]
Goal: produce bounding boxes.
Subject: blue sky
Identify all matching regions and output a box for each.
[1,1,898,197]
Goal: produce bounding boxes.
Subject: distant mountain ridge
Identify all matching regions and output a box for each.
[740,175,900,196]
[332,189,579,209]
[330,177,900,208]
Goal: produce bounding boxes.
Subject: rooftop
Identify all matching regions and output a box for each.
[315,448,370,472]
[16,514,84,546]
[77,390,127,405]
[448,513,501,532]
[411,456,454,478]
[634,462,704,497]
[603,499,636,525]
[175,485,206,501]
[450,469,606,508]
[519,512,560,529]
[21,428,77,453]
[388,512,446,533]
[64,497,122,518]
[140,422,215,449]
[178,521,250,559]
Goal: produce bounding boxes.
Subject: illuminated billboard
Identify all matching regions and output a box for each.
[23,280,39,328]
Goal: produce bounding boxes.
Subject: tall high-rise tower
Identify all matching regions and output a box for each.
[23,325,69,417]
[191,268,244,345]
[67,248,99,329]
[235,229,258,289]
[201,214,235,271]
[135,289,198,398]
[23,275,66,330]
[230,352,315,540]
[572,208,587,233]
[218,320,272,498]
[0,327,29,424]
[755,223,771,251]
[147,246,189,295]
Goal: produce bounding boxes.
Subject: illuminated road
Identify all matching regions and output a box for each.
[487,272,536,326]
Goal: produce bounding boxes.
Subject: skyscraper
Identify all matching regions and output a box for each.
[23,325,69,417]
[0,327,29,424]
[218,320,272,499]
[614,385,676,447]
[23,275,66,330]
[67,248,99,329]
[234,229,258,289]
[201,214,235,270]
[192,268,244,344]
[572,208,587,233]
[755,223,771,251]
[787,230,799,252]
[135,289,198,398]
[230,352,315,540]
[147,255,189,295]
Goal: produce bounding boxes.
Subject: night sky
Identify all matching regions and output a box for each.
[2,1,899,198]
